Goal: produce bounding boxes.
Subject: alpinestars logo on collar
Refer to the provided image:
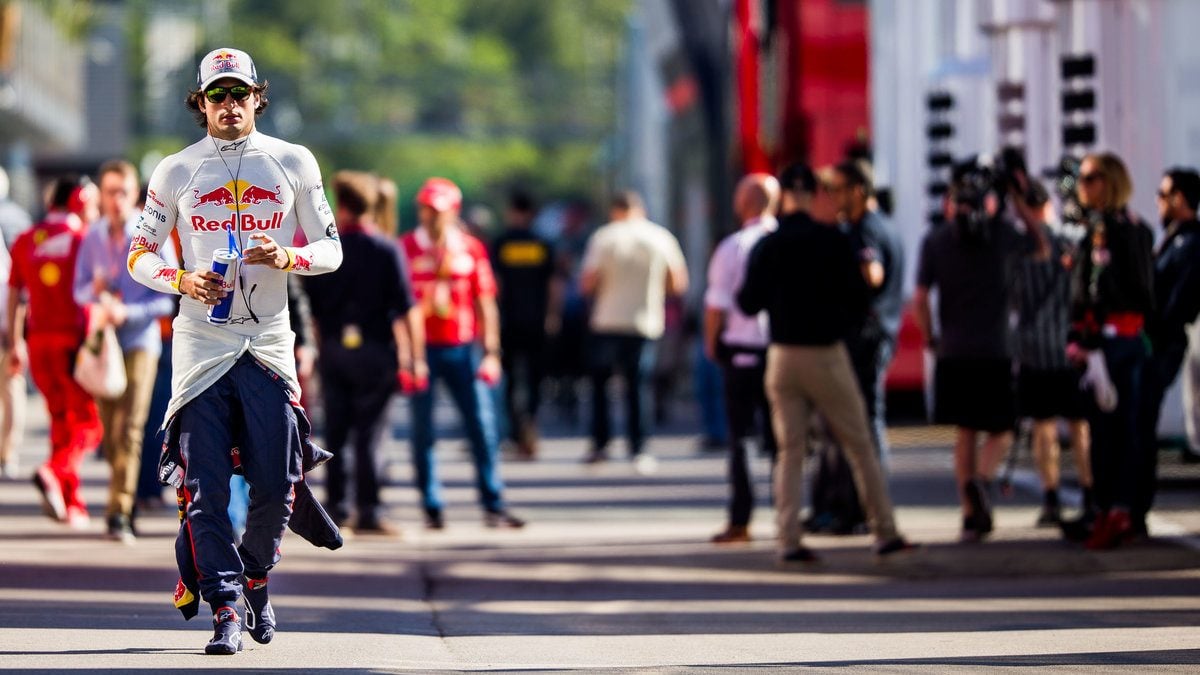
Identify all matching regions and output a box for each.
[220,139,248,151]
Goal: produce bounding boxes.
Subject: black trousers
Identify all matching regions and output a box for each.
[720,348,776,527]
[320,342,397,524]
[1135,345,1184,525]
[501,330,546,441]
[589,333,654,456]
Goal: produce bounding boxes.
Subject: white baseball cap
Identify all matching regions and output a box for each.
[196,48,258,90]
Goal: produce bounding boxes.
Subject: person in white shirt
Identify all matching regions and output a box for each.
[580,191,688,473]
[705,173,780,543]
[128,47,341,656]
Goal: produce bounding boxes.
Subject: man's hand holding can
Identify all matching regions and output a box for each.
[180,269,228,306]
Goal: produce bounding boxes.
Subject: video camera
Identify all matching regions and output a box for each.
[949,155,1004,242]
[949,148,1060,242]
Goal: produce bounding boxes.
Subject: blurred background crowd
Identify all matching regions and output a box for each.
[1,0,1199,553]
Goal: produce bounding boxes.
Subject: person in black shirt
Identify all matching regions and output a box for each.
[1135,167,1200,536]
[1066,152,1154,550]
[913,157,1033,543]
[302,171,422,535]
[491,190,560,459]
[738,172,913,564]
[807,159,906,535]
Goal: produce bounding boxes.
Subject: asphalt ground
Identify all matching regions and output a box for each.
[2,390,1199,673]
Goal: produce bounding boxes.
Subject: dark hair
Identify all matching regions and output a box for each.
[778,162,816,195]
[185,80,270,129]
[509,189,536,214]
[610,190,643,213]
[332,170,377,217]
[834,158,874,197]
[1166,167,1200,212]
[49,174,88,209]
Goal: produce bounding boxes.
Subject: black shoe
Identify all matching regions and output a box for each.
[963,479,993,536]
[1035,504,1062,528]
[242,576,275,644]
[205,606,243,655]
[583,448,608,464]
[484,509,526,529]
[353,517,402,537]
[874,537,920,558]
[105,514,136,544]
[778,547,821,565]
[1060,512,1097,542]
[33,466,66,522]
[424,508,445,530]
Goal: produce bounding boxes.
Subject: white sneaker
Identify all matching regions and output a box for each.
[633,454,659,476]
[0,458,18,480]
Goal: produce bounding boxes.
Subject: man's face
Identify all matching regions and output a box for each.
[827,173,866,221]
[99,171,137,225]
[810,183,839,223]
[1157,176,1178,226]
[201,77,260,140]
[1076,158,1106,209]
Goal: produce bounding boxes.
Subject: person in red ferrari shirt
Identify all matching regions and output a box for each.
[5,176,103,528]
[399,177,524,530]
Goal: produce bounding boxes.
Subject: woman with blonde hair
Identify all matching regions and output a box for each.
[1065,151,1154,549]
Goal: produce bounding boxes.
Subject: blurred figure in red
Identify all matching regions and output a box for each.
[5,175,103,528]
[400,177,524,530]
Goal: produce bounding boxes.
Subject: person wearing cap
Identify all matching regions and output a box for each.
[127,48,343,655]
[5,175,104,530]
[399,176,525,531]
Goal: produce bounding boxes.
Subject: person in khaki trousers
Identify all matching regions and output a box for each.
[74,160,177,542]
[736,168,915,564]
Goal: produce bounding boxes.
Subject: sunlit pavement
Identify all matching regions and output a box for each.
[2,391,1200,673]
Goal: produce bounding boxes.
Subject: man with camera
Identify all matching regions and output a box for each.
[913,156,1034,542]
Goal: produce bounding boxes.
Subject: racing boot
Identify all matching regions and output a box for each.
[205,606,243,655]
[242,575,275,644]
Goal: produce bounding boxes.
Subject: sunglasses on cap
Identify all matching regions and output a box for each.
[204,84,254,104]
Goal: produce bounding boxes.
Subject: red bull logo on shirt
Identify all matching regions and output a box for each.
[193,180,284,210]
[191,179,285,231]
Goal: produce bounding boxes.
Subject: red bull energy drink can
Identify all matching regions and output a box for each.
[207,248,239,325]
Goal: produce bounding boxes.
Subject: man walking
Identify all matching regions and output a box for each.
[705,173,779,543]
[74,159,177,543]
[400,177,524,531]
[128,48,343,654]
[581,191,688,472]
[6,176,103,529]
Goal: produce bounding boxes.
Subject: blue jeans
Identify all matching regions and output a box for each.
[410,345,505,514]
[589,333,656,456]
[693,342,728,444]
